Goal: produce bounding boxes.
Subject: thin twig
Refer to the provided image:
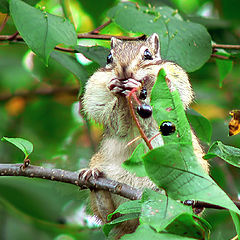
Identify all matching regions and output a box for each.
[89,20,112,34]
[212,43,240,50]
[7,31,19,41]
[0,15,9,33]
[211,54,229,60]
[55,46,76,53]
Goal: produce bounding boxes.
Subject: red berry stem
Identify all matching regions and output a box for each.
[127,88,153,150]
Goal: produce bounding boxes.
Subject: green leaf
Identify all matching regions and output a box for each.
[143,143,239,213]
[108,2,212,72]
[9,0,77,64]
[1,137,33,159]
[145,68,240,213]
[50,51,88,85]
[104,200,141,236]
[0,0,40,13]
[103,212,140,236]
[140,189,193,232]
[187,109,212,144]
[75,45,110,67]
[107,200,142,221]
[121,224,197,240]
[204,141,240,168]
[215,52,233,87]
[122,143,147,177]
[150,68,192,144]
[165,213,206,239]
[230,210,240,237]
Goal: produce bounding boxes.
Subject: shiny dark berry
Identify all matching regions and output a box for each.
[137,104,152,118]
[183,200,194,206]
[159,121,176,136]
[139,87,147,100]
[143,49,153,60]
[107,52,113,64]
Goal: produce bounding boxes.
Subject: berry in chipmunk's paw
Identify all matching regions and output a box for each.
[137,104,152,118]
[139,87,147,100]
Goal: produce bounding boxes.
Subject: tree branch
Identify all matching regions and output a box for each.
[0,163,142,200]
[1,163,240,210]
[0,33,144,42]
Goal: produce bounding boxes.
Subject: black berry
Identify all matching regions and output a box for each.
[159,121,176,136]
[139,87,147,100]
[137,104,152,118]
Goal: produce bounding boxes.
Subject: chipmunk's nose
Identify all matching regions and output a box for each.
[118,64,133,80]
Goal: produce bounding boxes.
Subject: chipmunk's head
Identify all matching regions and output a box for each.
[106,33,161,83]
[105,33,193,109]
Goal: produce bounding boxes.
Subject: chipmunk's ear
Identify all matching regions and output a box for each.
[111,37,122,49]
[147,33,161,59]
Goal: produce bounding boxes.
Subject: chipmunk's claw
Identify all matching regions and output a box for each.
[79,168,103,183]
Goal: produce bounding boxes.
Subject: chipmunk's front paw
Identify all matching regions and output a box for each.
[79,168,103,182]
[108,78,142,96]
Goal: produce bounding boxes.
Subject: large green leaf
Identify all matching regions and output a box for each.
[165,213,206,239]
[187,109,212,144]
[204,141,240,168]
[140,190,193,232]
[50,51,88,85]
[143,143,239,213]
[9,0,77,64]
[142,69,240,213]
[108,2,211,72]
[0,0,40,13]
[121,224,197,240]
[150,69,192,144]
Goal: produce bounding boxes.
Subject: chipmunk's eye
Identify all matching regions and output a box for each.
[143,49,153,60]
[107,53,113,64]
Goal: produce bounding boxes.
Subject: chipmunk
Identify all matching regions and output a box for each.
[81,33,209,238]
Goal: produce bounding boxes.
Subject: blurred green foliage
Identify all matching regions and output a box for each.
[0,0,240,239]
